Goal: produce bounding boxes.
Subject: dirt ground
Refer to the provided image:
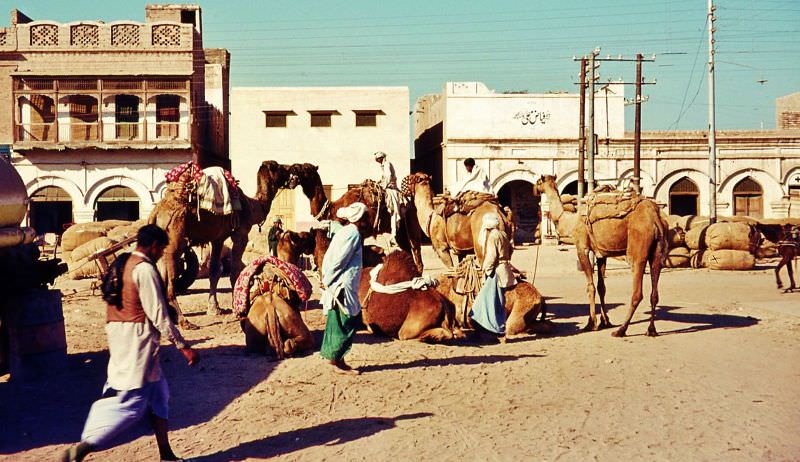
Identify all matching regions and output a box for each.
[2,244,799,461]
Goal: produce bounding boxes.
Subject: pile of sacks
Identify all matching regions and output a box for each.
[560,194,578,213]
[61,219,146,279]
[665,215,758,270]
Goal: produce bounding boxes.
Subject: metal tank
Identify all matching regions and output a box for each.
[0,159,35,248]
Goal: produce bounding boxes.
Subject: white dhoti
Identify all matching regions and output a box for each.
[384,188,405,243]
[80,377,170,448]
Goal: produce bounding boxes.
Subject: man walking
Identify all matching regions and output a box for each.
[319,202,369,375]
[267,217,284,257]
[62,224,198,462]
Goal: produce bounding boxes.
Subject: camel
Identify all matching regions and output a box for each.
[357,250,461,342]
[401,173,511,268]
[289,163,424,272]
[277,230,316,266]
[756,223,799,292]
[149,160,300,327]
[435,272,552,338]
[534,175,669,337]
[242,290,314,359]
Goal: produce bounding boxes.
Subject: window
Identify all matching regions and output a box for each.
[67,95,99,141]
[354,109,384,127]
[733,177,763,218]
[309,110,340,128]
[115,95,140,139]
[156,94,180,139]
[669,177,699,216]
[264,110,295,128]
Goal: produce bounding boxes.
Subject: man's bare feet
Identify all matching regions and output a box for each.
[329,359,360,375]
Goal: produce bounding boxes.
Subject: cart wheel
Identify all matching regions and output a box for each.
[174,247,199,294]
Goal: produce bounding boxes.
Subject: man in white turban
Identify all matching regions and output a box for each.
[320,202,369,374]
[373,151,405,246]
[470,212,516,342]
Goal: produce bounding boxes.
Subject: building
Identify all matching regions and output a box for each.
[414,82,800,242]
[230,86,410,230]
[0,5,229,234]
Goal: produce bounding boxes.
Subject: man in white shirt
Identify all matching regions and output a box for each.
[452,158,493,196]
[62,225,198,462]
[374,151,405,246]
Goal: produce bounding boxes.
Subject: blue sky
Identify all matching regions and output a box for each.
[4,0,799,131]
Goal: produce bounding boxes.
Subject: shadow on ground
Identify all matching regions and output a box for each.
[358,353,542,374]
[194,412,433,461]
[630,305,759,336]
[0,343,276,454]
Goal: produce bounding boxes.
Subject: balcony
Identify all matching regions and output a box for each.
[14,121,190,146]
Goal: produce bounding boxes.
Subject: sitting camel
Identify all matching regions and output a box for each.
[233,257,314,359]
[401,173,511,268]
[434,259,552,337]
[289,163,425,272]
[357,250,461,343]
[534,175,668,337]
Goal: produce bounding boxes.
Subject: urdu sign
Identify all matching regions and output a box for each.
[513,108,551,127]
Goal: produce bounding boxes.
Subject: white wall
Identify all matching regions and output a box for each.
[230,86,410,229]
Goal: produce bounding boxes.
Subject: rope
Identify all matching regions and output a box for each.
[531,242,541,285]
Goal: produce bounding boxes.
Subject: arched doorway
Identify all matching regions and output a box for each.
[561,180,578,196]
[29,186,73,234]
[497,179,539,243]
[669,177,699,216]
[733,177,763,218]
[95,186,139,221]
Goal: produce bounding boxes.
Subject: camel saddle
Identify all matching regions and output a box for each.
[434,191,499,219]
[580,188,644,225]
[441,255,482,327]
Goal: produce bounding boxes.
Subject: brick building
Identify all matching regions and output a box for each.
[0,5,229,233]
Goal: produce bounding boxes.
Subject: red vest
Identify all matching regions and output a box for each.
[106,254,148,323]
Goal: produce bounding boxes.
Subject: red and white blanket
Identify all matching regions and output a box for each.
[232,256,312,318]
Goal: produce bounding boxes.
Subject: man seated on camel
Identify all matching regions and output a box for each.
[320,202,370,375]
[451,158,493,197]
[374,151,405,247]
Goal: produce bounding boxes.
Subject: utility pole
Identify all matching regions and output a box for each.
[578,58,587,201]
[707,0,718,223]
[633,53,643,193]
[587,50,598,192]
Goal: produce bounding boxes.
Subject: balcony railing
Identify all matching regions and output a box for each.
[15,121,189,144]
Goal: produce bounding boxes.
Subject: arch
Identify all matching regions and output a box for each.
[59,94,99,141]
[782,166,800,187]
[146,93,189,141]
[668,177,700,216]
[718,168,783,218]
[718,167,781,193]
[561,180,578,195]
[491,168,538,193]
[554,169,578,192]
[85,175,153,209]
[618,168,656,196]
[732,176,763,218]
[17,94,56,141]
[95,185,140,221]
[654,168,708,214]
[26,176,83,205]
[29,186,74,234]
[495,175,540,244]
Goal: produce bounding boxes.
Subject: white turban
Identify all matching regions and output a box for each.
[373,151,387,160]
[335,202,368,223]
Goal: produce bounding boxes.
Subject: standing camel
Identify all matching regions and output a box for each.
[149,161,299,327]
[534,175,669,337]
[401,173,511,268]
[755,223,799,292]
[289,163,425,272]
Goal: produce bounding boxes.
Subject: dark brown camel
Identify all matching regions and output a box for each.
[357,250,461,342]
[289,163,425,272]
[756,223,799,292]
[276,230,316,266]
[149,161,299,327]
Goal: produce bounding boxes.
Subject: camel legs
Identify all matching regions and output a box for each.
[206,239,224,315]
[163,247,196,330]
[645,247,664,337]
[578,250,600,331]
[777,249,796,292]
[229,227,249,289]
[612,258,647,338]
[595,257,612,328]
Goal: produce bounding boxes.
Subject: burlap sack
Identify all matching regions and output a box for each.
[666,215,682,230]
[704,222,756,252]
[665,246,691,268]
[685,225,708,250]
[700,249,755,270]
[560,194,577,205]
[67,256,102,280]
[667,227,686,248]
[106,223,139,242]
[678,215,710,231]
[71,236,118,262]
[61,224,109,252]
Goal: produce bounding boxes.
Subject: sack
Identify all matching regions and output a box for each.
[101,252,132,307]
[704,222,757,252]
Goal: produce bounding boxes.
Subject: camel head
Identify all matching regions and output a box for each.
[256,160,293,201]
[289,163,325,201]
[533,175,557,196]
[400,172,432,198]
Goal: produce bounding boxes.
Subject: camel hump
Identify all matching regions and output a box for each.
[435,191,499,218]
[378,250,421,284]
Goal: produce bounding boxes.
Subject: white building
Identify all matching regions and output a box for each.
[230,86,410,230]
[415,82,800,242]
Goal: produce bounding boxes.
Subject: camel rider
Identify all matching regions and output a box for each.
[374,151,405,246]
[320,202,370,375]
[470,213,516,343]
[452,158,493,197]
